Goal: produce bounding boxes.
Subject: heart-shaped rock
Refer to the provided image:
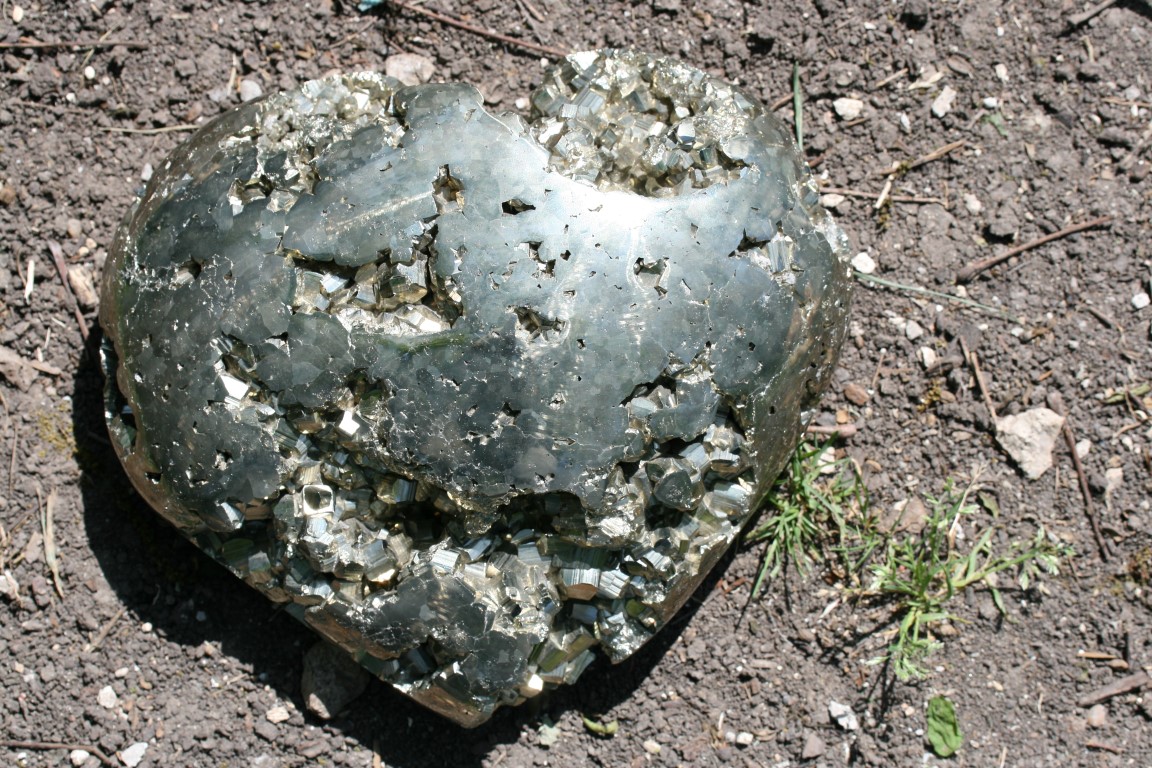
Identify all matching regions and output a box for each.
[100,50,852,725]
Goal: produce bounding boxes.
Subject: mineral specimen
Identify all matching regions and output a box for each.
[100,50,852,726]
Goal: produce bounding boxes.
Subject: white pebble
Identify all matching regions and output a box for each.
[1132,292,1150,310]
[820,193,846,210]
[931,85,957,118]
[963,193,983,214]
[83,65,96,80]
[11,5,24,23]
[69,750,90,767]
[982,96,999,109]
[98,685,118,709]
[238,79,263,102]
[994,63,1009,82]
[120,742,148,768]
[833,97,865,121]
[905,319,924,340]
[141,163,153,182]
[919,346,937,369]
[850,252,876,274]
[140,622,153,633]
[1075,439,1092,459]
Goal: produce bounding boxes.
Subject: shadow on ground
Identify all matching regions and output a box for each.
[71,324,730,767]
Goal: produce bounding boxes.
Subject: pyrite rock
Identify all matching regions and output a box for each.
[100,50,852,726]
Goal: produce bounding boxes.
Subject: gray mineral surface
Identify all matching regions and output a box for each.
[99,50,853,726]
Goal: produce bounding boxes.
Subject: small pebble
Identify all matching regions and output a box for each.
[239,79,263,102]
[905,319,924,341]
[850,251,875,274]
[982,96,999,109]
[918,346,937,369]
[642,739,661,755]
[1086,704,1107,728]
[141,163,154,182]
[1132,292,1149,310]
[735,731,754,746]
[66,218,83,239]
[120,742,147,768]
[820,193,846,210]
[384,53,436,87]
[83,65,96,80]
[802,732,826,759]
[69,750,90,767]
[266,705,291,723]
[195,610,207,622]
[1075,439,1091,459]
[844,382,870,405]
[11,5,24,23]
[833,97,865,121]
[931,85,957,118]
[963,193,983,214]
[97,685,118,709]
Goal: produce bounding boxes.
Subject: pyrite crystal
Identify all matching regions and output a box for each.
[100,50,852,725]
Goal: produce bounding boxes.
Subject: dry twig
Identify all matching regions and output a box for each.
[956,216,1113,283]
[0,39,148,50]
[1076,671,1149,707]
[806,423,859,437]
[1050,393,1111,562]
[381,0,569,58]
[86,604,127,652]
[0,740,116,767]
[45,241,89,344]
[1067,0,1120,27]
[99,124,201,135]
[874,139,966,178]
[958,337,997,422]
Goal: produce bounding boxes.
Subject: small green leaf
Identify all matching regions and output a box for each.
[926,695,963,757]
[582,716,619,738]
[977,492,1000,518]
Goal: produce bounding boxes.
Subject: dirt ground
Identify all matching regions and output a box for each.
[2,0,1151,766]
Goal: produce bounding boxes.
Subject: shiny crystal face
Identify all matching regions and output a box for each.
[99,50,852,726]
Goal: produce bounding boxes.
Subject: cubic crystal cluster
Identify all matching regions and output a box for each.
[100,50,852,726]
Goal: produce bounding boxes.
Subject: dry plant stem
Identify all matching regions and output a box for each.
[1085,741,1124,755]
[45,241,89,344]
[99,124,201,135]
[874,139,967,177]
[1076,671,1149,706]
[0,39,148,50]
[1067,0,1120,27]
[956,216,1113,283]
[958,337,997,421]
[823,187,945,205]
[43,489,64,598]
[87,605,128,652]
[853,271,1021,322]
[1063,418,1111,562]
[383,0,569,58]
[0,741,116,766]
[806,423,859,437]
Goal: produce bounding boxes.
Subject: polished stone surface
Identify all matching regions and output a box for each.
[100,50,852,725]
